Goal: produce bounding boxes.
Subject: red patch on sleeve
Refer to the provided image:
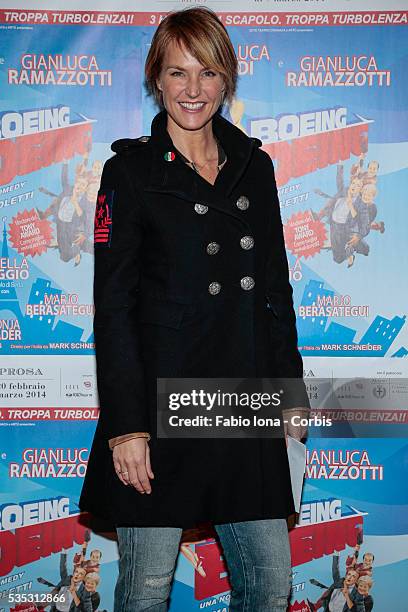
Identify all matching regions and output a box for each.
[94,189,114,247]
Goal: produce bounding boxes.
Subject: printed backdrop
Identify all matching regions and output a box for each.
[0,1,407,610]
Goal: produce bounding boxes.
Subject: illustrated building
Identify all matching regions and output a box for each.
[297,279,405,356]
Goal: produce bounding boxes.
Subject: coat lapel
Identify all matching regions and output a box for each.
[211,111,258,197]
[144,109,258,222]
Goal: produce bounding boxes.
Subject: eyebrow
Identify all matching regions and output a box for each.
[165,65,212,71]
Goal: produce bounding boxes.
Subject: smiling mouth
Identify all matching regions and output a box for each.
[179,102,206,110]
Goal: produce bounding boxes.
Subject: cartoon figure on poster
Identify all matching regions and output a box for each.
[314,155,384,268]
[307,533,375,612]
[37,150,103,266]
[283,148,385,270]
[35,530,103,612]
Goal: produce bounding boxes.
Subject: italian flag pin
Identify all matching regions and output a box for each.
[164,151,176,161]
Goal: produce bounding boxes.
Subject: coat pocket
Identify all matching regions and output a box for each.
[137,297,194,330]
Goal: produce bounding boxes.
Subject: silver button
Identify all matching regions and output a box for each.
[236,195,249,210]
[206,242,220,255]
[240,276,255,290]
[194,203,208,215]
[240,235,254,250]
[138,135,150,143]
[208,282,221,295]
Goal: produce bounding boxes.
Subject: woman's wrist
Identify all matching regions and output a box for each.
[108,432,151,450]
[281,407,310,414]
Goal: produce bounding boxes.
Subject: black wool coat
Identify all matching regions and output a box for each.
[78,109,308,529]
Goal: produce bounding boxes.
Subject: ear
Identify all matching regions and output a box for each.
[156,79,162,92]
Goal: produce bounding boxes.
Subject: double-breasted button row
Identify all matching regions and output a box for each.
[194,196,249,215]
[196,196,253,295]
[208,277,255,295]
[206,238,253,255]
[195,196,250,215]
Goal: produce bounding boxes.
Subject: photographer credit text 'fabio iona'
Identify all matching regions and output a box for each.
[157,378,332,439]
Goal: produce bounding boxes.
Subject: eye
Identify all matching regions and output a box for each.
[170,70,184,77]
[202,70,217,77]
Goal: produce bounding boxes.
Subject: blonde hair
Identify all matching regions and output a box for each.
[358,575,373,587]
[85,572,100,585]
[362,183,377,196]
[145,7,238,107]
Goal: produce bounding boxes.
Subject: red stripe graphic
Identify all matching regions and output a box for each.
[0,10,406,27]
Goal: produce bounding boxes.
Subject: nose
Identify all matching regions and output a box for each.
[185,75,201,98]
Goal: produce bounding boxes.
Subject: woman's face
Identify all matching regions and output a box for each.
[156,40,225,132]
[357,580,371,596]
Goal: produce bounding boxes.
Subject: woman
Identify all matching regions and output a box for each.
[79,7,309,611]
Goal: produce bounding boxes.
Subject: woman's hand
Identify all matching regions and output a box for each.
[343,588,353,608]
[112,438,154,494]
[282,408,309,446]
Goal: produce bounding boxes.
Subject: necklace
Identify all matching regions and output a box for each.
[190,158,219,174]
[175,138,227,176]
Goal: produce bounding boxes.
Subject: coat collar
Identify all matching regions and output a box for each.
[145,109,260,220]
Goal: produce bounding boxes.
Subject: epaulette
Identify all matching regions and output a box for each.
[111,136,151,154]
[250,137,262,148]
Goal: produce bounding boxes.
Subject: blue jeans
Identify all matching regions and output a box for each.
[114,519,292,611]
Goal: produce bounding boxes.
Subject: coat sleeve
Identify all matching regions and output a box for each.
[92,155,150,439]
[332,553,341,582]
[261,151,310,409]
[336,163,345,195]
[59,552,68,581]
